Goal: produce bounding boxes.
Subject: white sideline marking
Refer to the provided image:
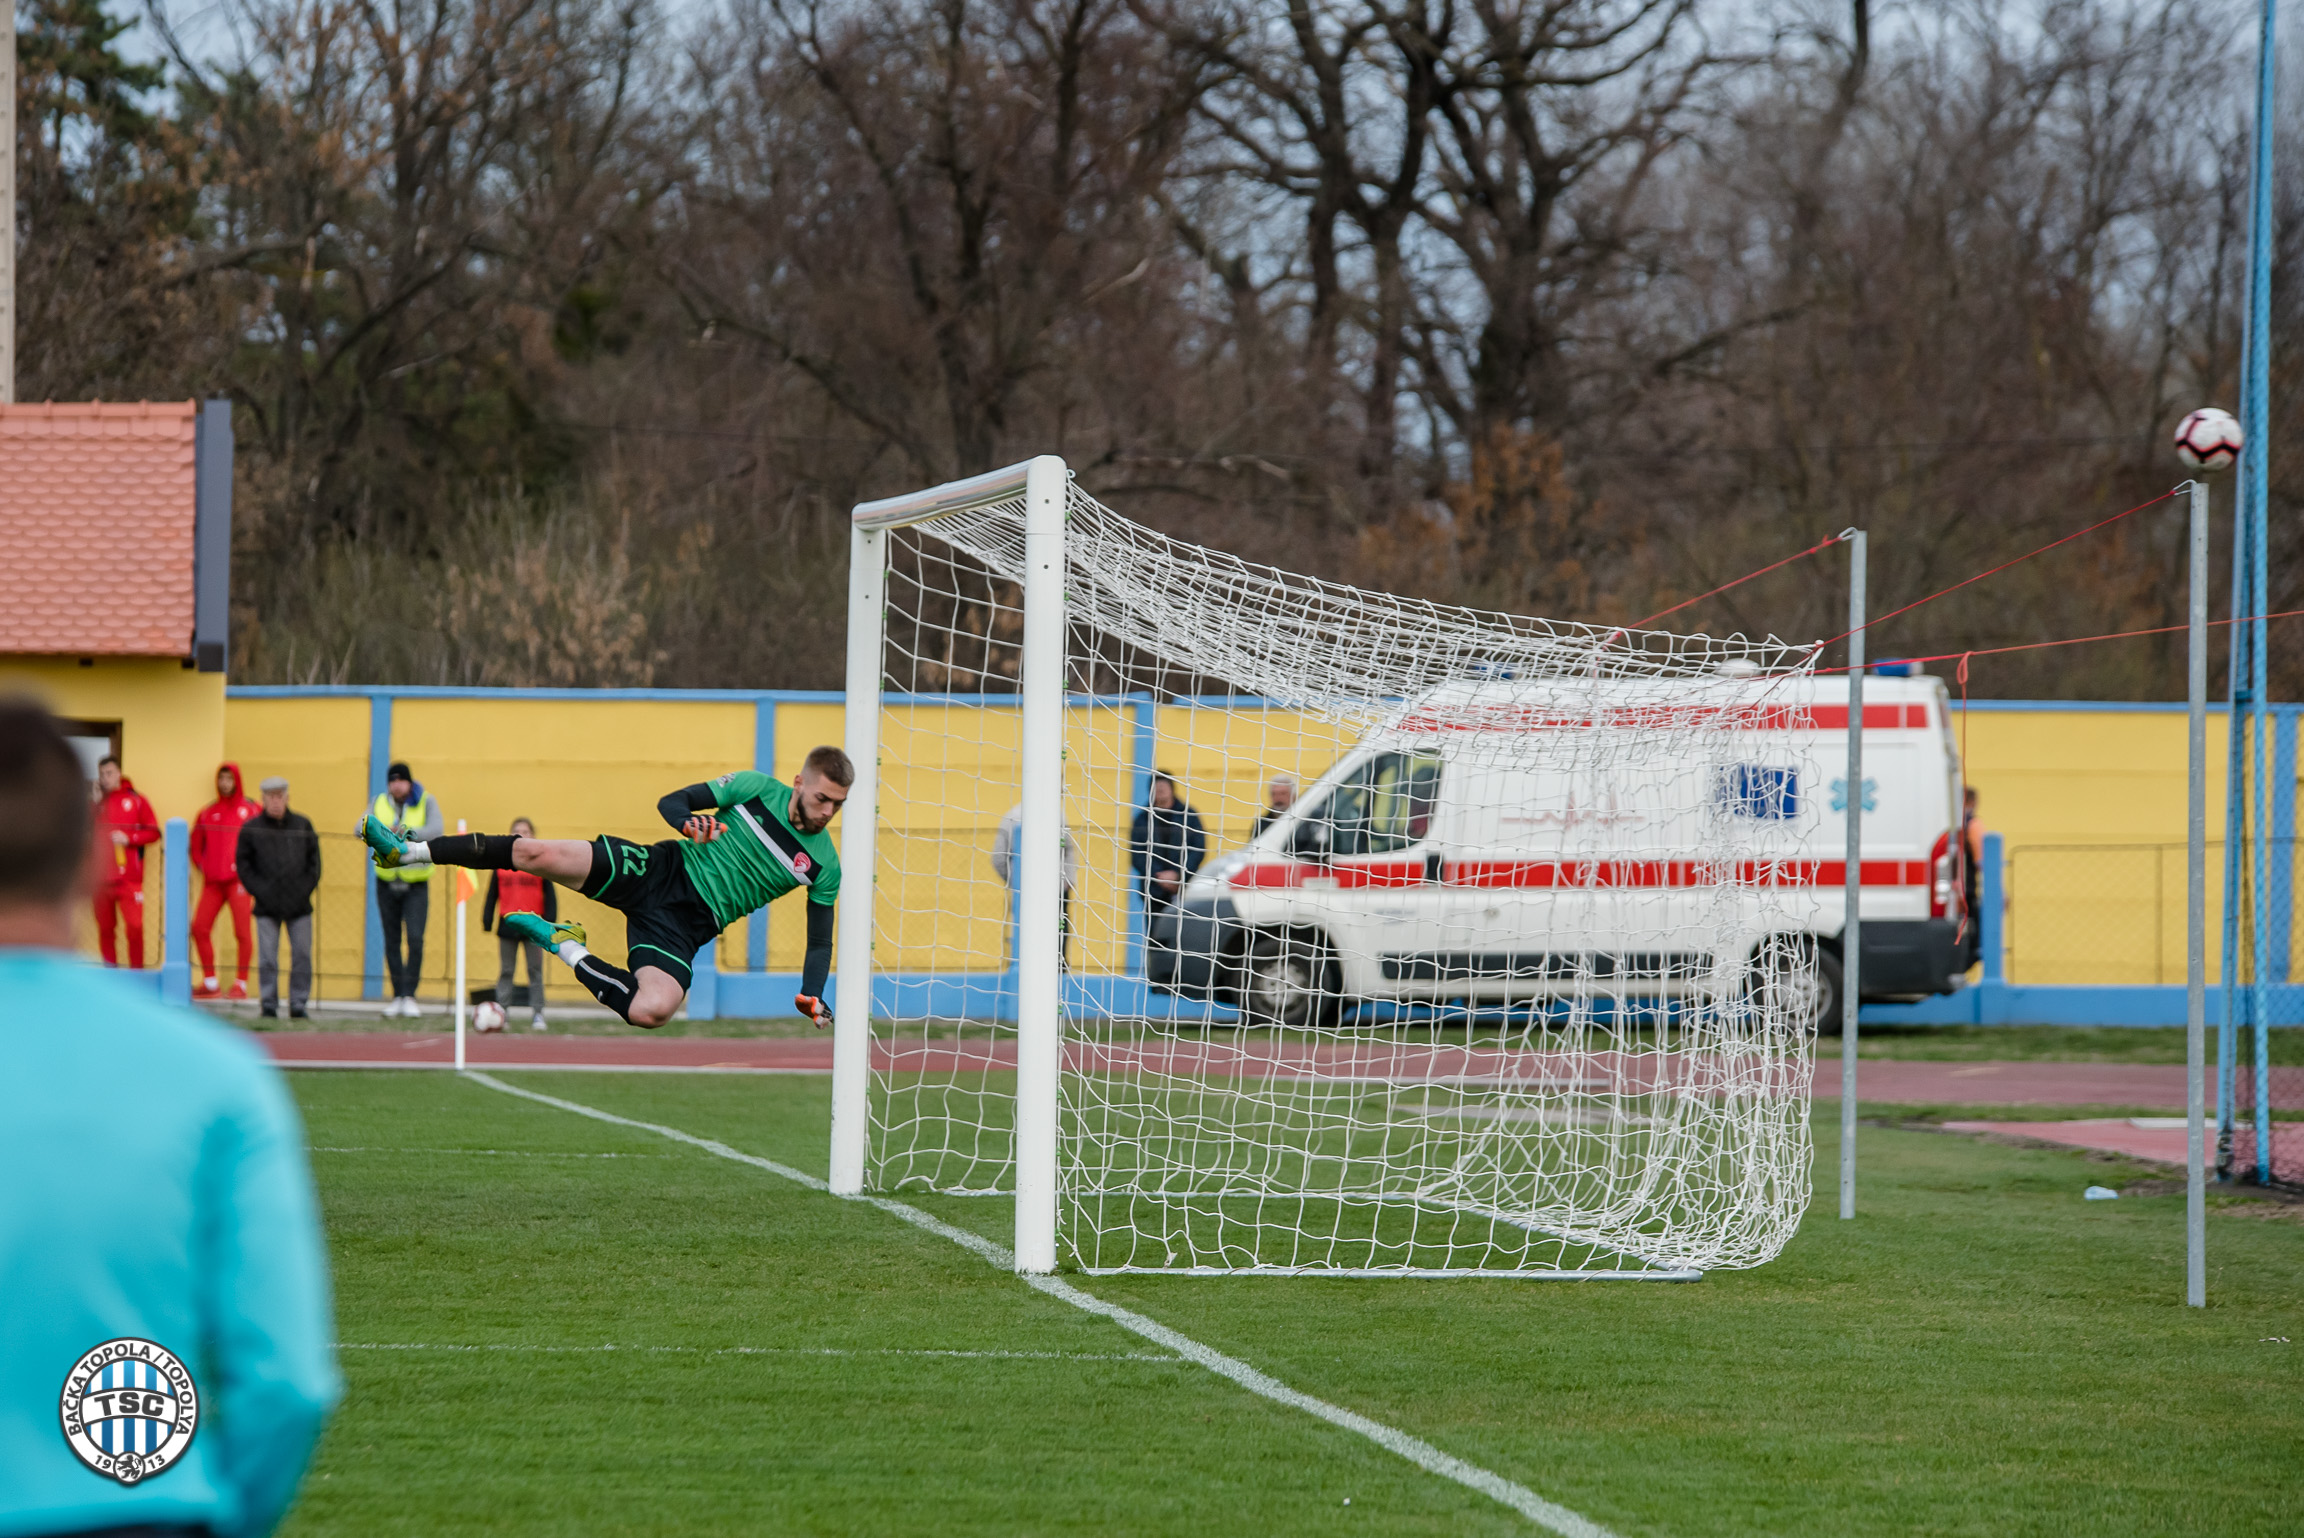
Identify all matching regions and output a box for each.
[463,1071,1620,1538]
[341,1342,1174,1362]
[311,1146,668,1158]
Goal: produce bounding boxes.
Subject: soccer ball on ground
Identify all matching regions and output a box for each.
[2173,407,2242,471]
[473,1000,507,1034]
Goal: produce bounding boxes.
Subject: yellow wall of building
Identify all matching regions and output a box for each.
[2,656,227,969]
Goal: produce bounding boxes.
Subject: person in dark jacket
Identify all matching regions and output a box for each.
[1129,772,1208,923]
[237,777,322,1019]
[481,817,558,1029]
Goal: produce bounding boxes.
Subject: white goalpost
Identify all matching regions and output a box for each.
[831,457,1821,1278]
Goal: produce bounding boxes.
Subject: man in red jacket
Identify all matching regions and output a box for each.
[91,755,160,968]
[482,817,556,1030]
[190,761,262,998]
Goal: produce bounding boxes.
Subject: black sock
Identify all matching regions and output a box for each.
[570,954,637,1024]
[426,833,519,868]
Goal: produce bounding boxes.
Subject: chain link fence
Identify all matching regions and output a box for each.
[2006,840,2301,1186]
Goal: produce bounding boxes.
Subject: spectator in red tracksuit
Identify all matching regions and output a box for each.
[190,761,262,998]
[481,817,556,1030]
[91,756,160,968]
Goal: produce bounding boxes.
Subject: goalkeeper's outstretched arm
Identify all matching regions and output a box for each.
[659,783,714,831]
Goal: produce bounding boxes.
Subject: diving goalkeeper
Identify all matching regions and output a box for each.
[358,747,850,1029]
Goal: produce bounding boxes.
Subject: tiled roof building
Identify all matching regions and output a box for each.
[0,401,232,666]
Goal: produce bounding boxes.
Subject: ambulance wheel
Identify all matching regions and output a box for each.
[1748,936,1841,1034]
[1241,930,1340,1029]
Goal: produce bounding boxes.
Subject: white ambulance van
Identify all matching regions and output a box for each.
[1148,671,1968,1027]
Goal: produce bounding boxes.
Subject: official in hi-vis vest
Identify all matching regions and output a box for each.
[370,762,443,1019]
[0,699,340,1536]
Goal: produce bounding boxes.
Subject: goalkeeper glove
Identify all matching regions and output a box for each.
[795,993,832,1030]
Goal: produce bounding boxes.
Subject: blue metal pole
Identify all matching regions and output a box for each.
[1125,693,1157,977]
[2271,709,2296,984]
[1979,833,2005,987]
[365,693,392,1003]
[2240,0,2279,1182]
[159,818,191,1006]
[2218,546,2248,1162]
[750,698,777,972]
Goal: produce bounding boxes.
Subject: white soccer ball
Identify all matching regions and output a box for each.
[2173,407,2242,471]
[473,1000,507,1034]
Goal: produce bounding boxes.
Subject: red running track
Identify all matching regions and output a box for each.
[256,1032,2192,1107]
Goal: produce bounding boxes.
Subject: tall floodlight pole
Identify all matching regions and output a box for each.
[1841,528,1865,1221]
[2238,0,2280,1185]
[2187,480,2210,1308]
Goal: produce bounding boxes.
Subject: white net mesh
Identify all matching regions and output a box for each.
[866,478,1824,1274]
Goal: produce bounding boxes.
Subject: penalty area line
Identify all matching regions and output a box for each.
[462,1071,1622,1538]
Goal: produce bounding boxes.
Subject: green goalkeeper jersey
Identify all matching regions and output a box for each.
[679,771,842,929]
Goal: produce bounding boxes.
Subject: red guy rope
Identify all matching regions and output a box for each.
[1629,532,1847,630]
[1814,604,2304,674]
[1815,487,2181,652]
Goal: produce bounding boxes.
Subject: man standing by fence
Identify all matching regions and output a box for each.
[190,761,261,999]
[90,755,158,969]
[240,777,321,1019]
[483,817,554,1029]
[369,762,441,1018]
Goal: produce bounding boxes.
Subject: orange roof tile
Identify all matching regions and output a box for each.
[0,402,200,656]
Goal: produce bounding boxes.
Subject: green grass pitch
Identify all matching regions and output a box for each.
[283,1070,2301,1537]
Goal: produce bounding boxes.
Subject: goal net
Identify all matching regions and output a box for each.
[831,458,1822,1276]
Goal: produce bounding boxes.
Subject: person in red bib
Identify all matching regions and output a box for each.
[482,817,557,1030]
[91,755,160,968]
[190,761,262,998]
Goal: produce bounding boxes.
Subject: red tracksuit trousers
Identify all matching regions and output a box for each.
[93,883,147,969]
[194,878,255,981]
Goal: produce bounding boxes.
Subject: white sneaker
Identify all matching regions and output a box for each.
[530,1012,547,1032]
[403,996,424,1019]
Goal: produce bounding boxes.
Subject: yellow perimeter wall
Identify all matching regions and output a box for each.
[16,684,2272,996]
[2,656,228,965]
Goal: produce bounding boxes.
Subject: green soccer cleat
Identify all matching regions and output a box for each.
[501,911,585,951]
[359,814,411,867]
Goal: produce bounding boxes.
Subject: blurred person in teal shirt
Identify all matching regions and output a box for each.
[0,701,340,1538]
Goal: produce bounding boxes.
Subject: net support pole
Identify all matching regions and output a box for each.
[454,818,468,1073]
[830,522,887,1196]
[1014,455,1068,1274]
[2186,478,2209,1307]
[1840,528,1864,1221]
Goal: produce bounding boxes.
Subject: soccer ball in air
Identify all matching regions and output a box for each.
[2173,407,2242,471]
[473,1001,507,1034]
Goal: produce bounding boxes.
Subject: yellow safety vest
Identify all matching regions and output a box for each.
[371,791,436,883]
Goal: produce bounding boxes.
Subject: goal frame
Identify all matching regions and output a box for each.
[832,456,1068,1273]
[831,455,1814,1281]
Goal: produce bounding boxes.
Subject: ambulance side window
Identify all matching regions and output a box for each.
[1718,765,1800,820]
[1331,753,1444,856]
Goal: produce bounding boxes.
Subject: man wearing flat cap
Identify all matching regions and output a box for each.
[238,776,322,1019]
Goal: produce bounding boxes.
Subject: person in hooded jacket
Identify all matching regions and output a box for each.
[238,777,322,1019]
[190,762,262,998]
[91,755,160,969]
[481,817,556,1029]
